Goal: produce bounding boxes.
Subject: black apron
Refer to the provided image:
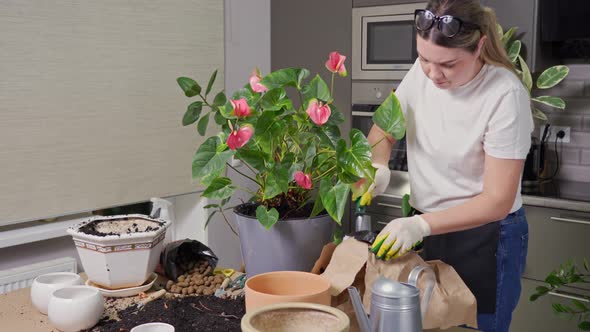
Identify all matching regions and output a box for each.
[420,221,500,314]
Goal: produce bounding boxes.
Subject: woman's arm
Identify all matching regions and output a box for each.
[368,124,396,164]
[421,153,524,235]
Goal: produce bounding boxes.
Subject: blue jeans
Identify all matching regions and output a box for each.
[476,207,529,332]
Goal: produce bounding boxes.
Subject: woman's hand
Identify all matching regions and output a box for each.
[369,163,391,197]
[370,215,431,260]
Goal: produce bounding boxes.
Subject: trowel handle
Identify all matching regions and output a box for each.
[408,265,435,320]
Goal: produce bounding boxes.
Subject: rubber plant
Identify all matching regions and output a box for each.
[498,24,570,120]
[176,52,404,241]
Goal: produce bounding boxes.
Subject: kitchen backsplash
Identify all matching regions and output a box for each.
[537,64,590,183]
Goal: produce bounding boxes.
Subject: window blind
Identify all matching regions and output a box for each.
[0,0,223,225]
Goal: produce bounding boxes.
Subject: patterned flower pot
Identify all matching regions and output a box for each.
[67,214,170,289]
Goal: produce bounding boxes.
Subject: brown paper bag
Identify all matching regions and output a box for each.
[322,238,478,330]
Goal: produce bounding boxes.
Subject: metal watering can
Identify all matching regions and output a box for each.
[348,265,435,332]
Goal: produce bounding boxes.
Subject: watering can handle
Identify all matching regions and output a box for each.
[408,265,435,320]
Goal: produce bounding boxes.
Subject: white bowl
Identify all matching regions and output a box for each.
[85,272,158,297]
[30,272,83,314]
[67,214,170,289]
[48,286,104,332]
[131,322,175,332]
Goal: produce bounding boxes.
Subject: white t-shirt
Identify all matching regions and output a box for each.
[394,59,533,214]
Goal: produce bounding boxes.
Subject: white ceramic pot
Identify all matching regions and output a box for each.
[48,286,104,332]
[131,322,175,332]
[68,214,170,289]
[30,272,83,315]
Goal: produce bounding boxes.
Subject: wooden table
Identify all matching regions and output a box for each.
[0,287,57,331]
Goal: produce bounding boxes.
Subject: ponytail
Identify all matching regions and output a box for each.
[478,7,517,75]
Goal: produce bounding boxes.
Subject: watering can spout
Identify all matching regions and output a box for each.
[347,286,372,332]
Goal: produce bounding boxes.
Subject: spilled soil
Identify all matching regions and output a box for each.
[87,295,245,332]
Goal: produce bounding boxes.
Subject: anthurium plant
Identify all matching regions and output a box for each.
[176,52,405,235]
[498,24,570,120]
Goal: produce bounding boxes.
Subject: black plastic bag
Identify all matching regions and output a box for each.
[160,239,219,281]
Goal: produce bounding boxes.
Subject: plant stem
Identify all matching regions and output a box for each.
[330,73,335,98]
[226,162,258,185]
[219,210,239,237]
[370,135,388,149]
[314,165,336,181]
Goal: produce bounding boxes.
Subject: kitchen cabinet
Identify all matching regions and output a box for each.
[363,195,404,231]
[510,204,590,331]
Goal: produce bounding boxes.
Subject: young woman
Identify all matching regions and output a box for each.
[367,0,533,331]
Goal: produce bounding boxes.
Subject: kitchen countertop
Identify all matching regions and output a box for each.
[383,170,590,213]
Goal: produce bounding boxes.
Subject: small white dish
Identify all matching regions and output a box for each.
[30,272,83,314]
[85,272,158,297]
[48,285,104,332]
[131,322,175,332]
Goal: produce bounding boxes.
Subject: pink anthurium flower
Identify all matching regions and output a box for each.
[294,171,312,190]
[227,125,254,150]
[231,98,252,117]
[249,68,268,93]
[306,99,331,126]
[325,51,347,77]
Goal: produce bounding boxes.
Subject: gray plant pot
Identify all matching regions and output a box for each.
[234,205,335,277]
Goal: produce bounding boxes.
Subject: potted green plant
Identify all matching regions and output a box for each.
[498,25,570,121]
[176,52,404,276]
[530,260,590,330]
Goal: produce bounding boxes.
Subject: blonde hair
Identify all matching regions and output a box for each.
[418,0,516,75]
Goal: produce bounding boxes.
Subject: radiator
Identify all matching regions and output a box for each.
[0,257,77,294]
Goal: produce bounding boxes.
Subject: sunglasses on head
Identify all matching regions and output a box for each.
[414,9,479,38]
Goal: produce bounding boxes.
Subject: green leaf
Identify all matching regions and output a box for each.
[204,210,218,229]
[336,129,373,180]
[256,205,279,230]
[584,258,589,272]
[260,68,310,90]
[203,203,219,209]
[373,92,406,140]
[502,27,518,48]
[263,166,289,200]
[537,65,570,89]
[213,91,227,107]
[255,111,285,154]
[401,194,412,217]
[316,125,341,148]
[507,40,521,63]
[572,299,589,312]
[182,101,203,126]
[235,149,268,171]
[319,178,350,225]
[496,24,504,40]
[333,225,344,245]
[338,170,362,184]
[177,77,201,97]
[518,55,533,92]
[310,197,325,217]
[552,303,565,313]
[529,293,540,301]
[545,274,562,286]
[304,144,317,166]
[302,74,331,102]
[200,167,224,186]
[532,108,548,121]
[535,286,550,295]
[578,321,590,330]
[214,110,226,125]
[197,113,210,136]
[260,88,292,111]
[202,177,235,200]
[192,136,234,179]
[532,96,566,109]
[206,70,218,96]
[326,108,345,126]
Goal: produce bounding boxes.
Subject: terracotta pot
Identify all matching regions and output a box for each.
[244,271,331,312]
[241,302,350,332]
[235,203,334,277]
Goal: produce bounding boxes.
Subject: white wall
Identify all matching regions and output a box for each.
[0,0,271,273]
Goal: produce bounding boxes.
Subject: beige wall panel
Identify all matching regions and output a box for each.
[0,0,223,224]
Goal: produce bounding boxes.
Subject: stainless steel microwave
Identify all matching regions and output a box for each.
[352,2,426,80]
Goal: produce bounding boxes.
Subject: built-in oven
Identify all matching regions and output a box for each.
[352,81,408,171]
[352,2,425,80]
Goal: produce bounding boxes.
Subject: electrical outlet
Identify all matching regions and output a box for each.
[541,125,570,143]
